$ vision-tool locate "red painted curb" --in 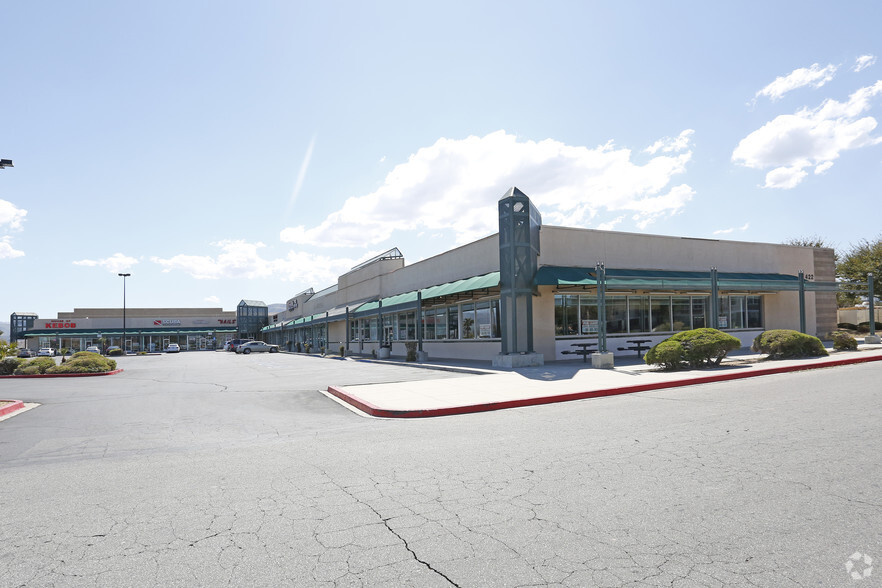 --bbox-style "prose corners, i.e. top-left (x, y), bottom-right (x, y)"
top-left (327, 353), bottom-right (882, 419)
top-left (0, 400), bottom-right (25, 417)
top-left (0, 369), bottom-right (124, 379)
